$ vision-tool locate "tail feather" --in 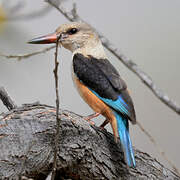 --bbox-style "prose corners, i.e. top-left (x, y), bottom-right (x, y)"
top-left (114, 112), bottom-right (136, 167)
